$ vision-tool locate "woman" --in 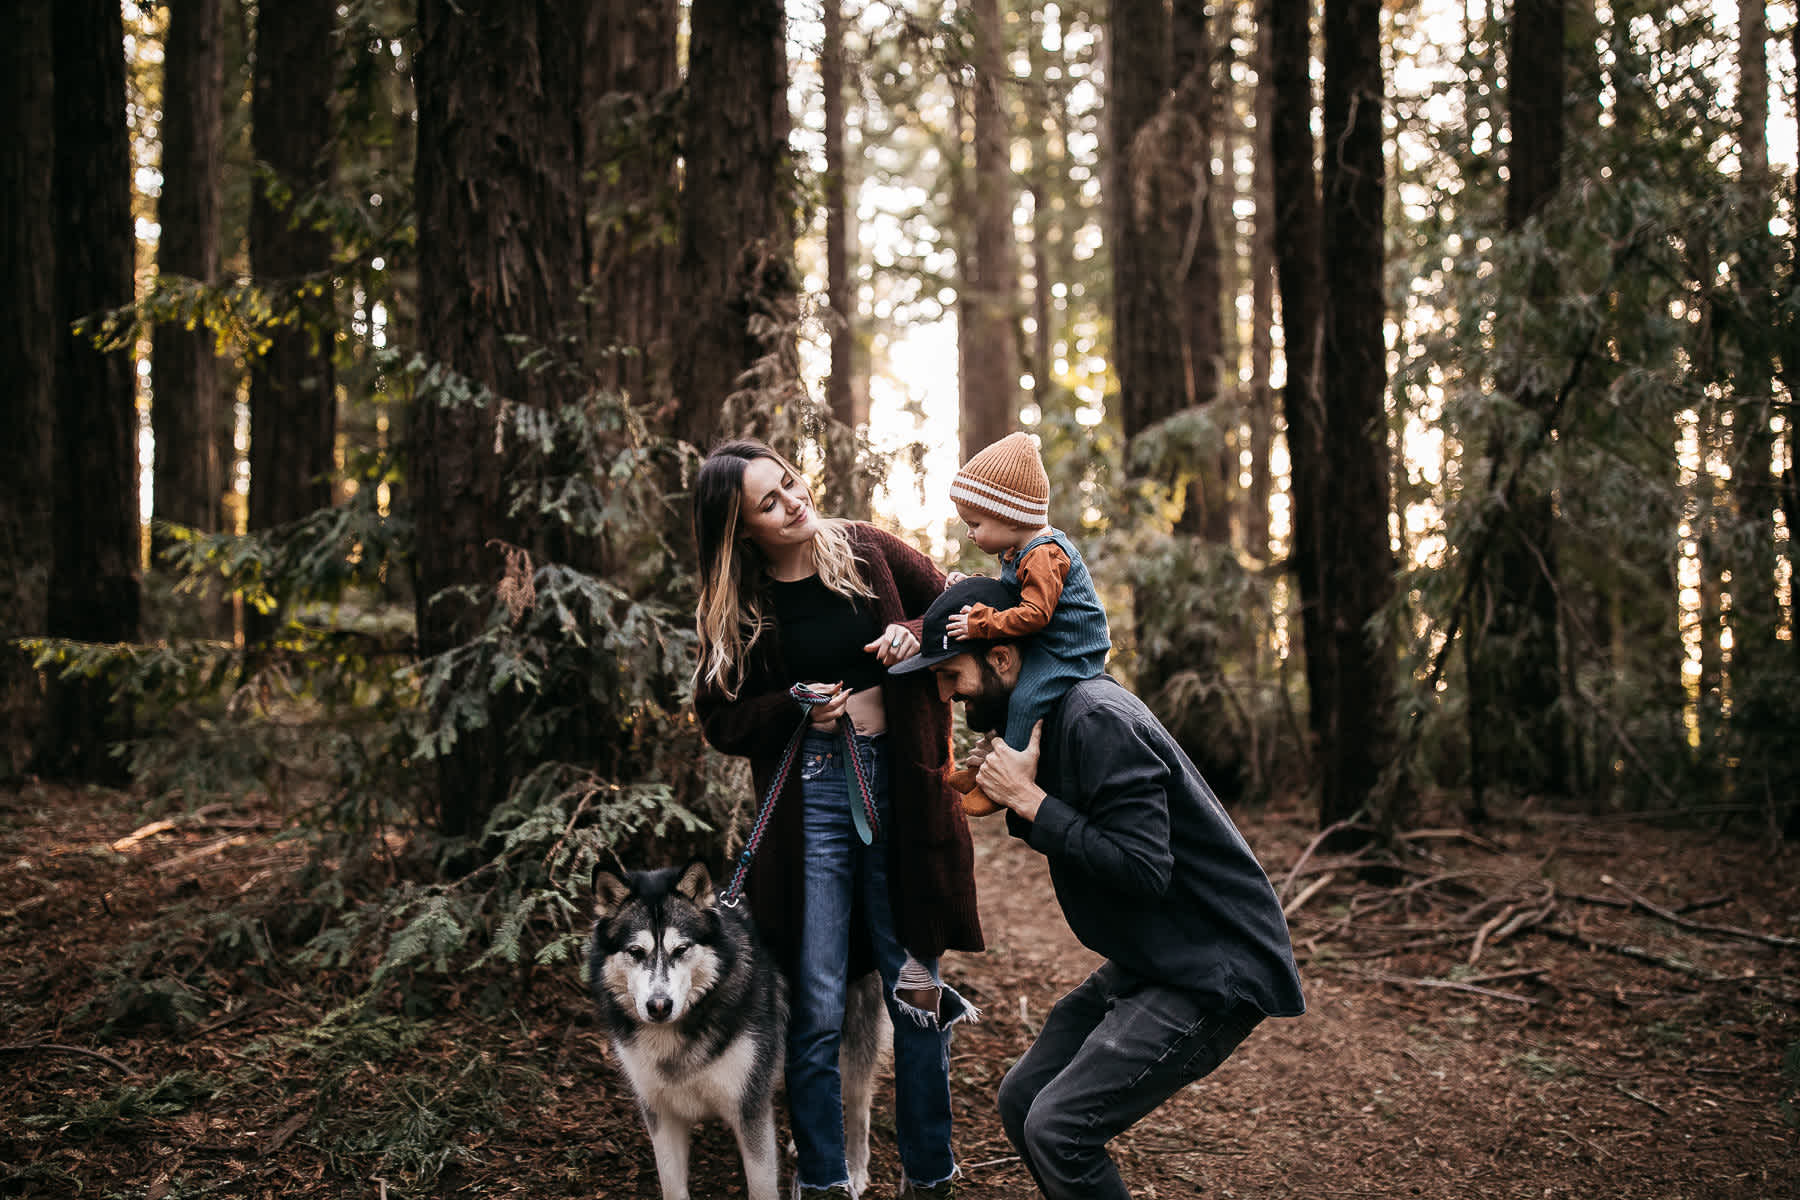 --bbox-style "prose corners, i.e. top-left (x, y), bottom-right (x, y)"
top-left (692, 439), bottom-right (983, 1200)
